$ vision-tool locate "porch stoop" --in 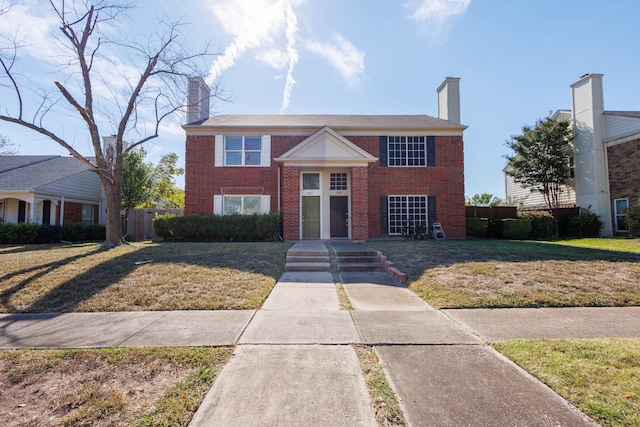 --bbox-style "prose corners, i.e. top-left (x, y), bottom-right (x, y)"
top-left (330, 241), bottom-right (384, 273)
top-left (284, 241), bottom-right (331, 272)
